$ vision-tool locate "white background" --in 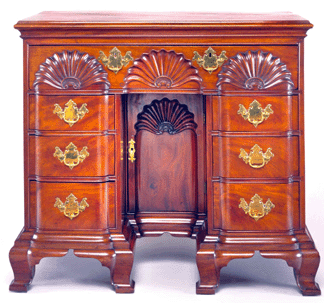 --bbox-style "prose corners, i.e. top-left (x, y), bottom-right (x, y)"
top-left (0, 1), bottom-right (323, 302)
